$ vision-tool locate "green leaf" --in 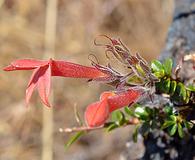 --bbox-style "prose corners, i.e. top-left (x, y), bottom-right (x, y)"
top-left (171, 82), bottom-right (187, 105)
top-left (163, 58), bottom-right (173, 76)
top-left (178, 123), bottom-right (184, 138)
top-left (126, 75), bottom-right (144, 85)
top-left (178, 83), bottom-right (187, 101)
top-left (133, 125), bottom-right (140, 142)
top-left (184, 90), bottom-right (190, 104)
top-left (124, 106), bottom-right (134, 116)
top-left (65, 131), bottom-right (85, 150)
top-left (111, 110), bottom-right (125, 125)
top-left (151, 60), bottom-right (164, 72)
top-left (168, 124), bottom-right (177, 136)
top-left (162, 120), bottom-right (175, 129)
top-left (170, 80), bottom-right (177, 95)
top-left (145, 107), bottom-right (153, 115)
top-left (154, 70), bottom-right (165, 78)
top-left (169, 115), bottom-right (177, 122)
top-left (186, 84), bottom-right (195, 92)
top-left (163, 106), bottom-right (173, 115)
top-left (155, 78), bottom-right (171, 94)
top-left (162, 78), bottom-right (171, 94)
top-left (136, 64), bottom-right (146, 77)
top-left (134, 106), bottom-right (149, 120)
top-left (106, 123), bottom-right (118, 132)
